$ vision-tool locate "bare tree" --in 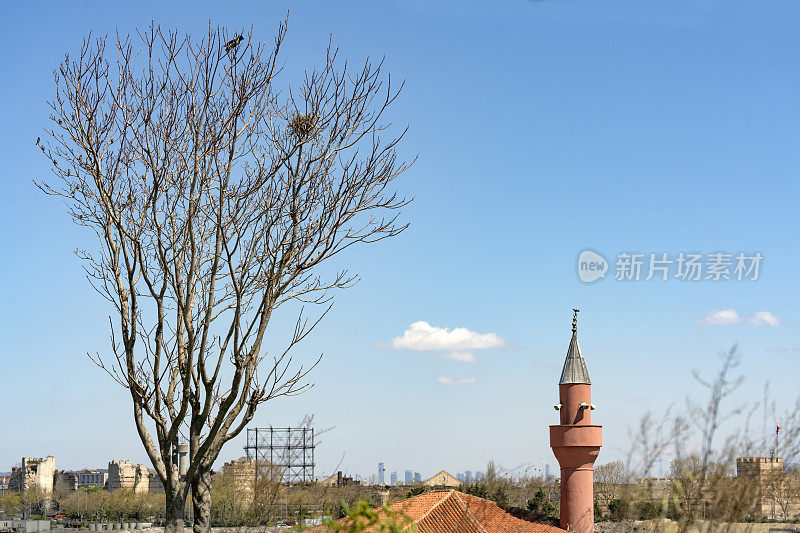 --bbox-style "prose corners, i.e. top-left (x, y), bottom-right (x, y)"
top-left (760, 464), bottom-right (800, 521)
top-left (594, 461), bottom-right (628, 513)
top-left (619, 346), bottom-right (800, 531)
top-left (39, 21), bottom-right (411, 533)
top-left (625, 407), bottom-right (688, 481)
top-left (486, 461), bottom-right (497, 484)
